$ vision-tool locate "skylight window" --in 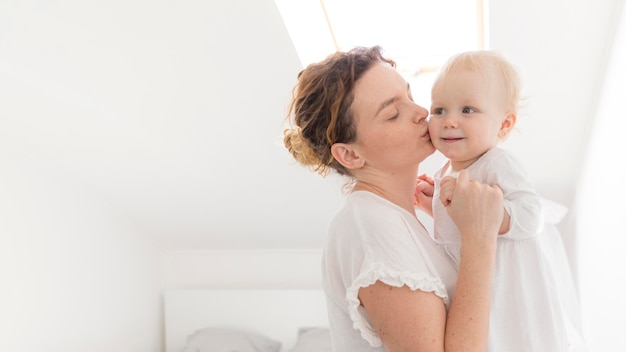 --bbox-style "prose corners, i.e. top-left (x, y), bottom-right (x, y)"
top-left (275, 0), bottom-right (486, 107)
